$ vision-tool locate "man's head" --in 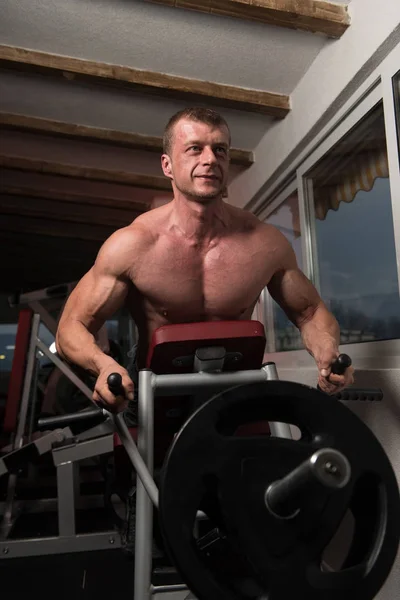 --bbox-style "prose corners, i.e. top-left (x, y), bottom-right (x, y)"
top-left (161, 107), bottom-right (231, 202)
